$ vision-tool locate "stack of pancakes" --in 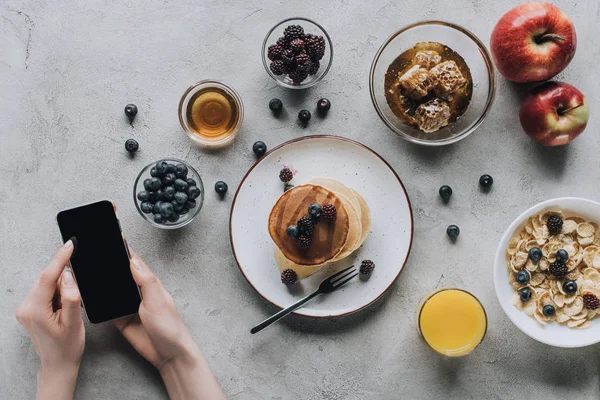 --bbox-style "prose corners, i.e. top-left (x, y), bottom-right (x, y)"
top-left (268, 178), bottom-right (371, 279)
